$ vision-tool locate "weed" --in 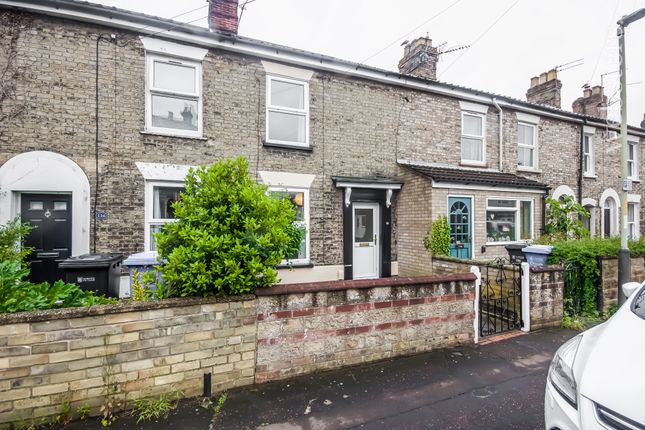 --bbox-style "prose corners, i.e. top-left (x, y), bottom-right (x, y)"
top-left (212, 392), bottom-right (227, 418)
top-left (100, 333), bottom-right (121, 427)
top-left (133, 392), bottom-right (182, 424)
top-left (76, 403), bottom-right (91, 420)
top-left (52, 400), bottom-right (71, 427)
